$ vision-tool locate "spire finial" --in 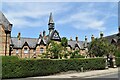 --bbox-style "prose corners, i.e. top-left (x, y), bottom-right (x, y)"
top-left (48, 12), bottom-right (54, 24)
